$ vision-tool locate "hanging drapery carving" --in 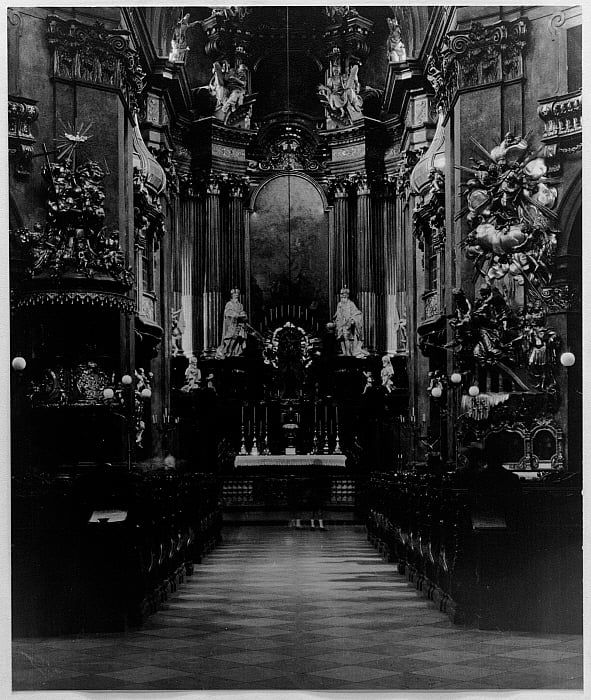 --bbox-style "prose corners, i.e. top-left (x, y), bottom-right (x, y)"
top-left (426, 18), bottom-right (528, 113)
top-left (46, 15), bottom-right (145, 114)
